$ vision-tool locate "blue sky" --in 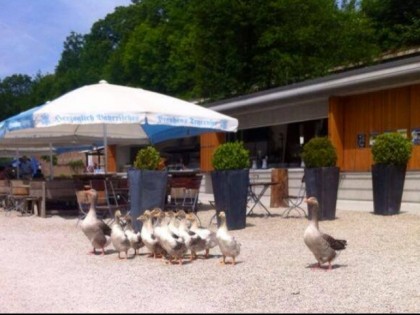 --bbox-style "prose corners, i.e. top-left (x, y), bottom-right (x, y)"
top-left (0, 0), bottom-right (132, 79)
